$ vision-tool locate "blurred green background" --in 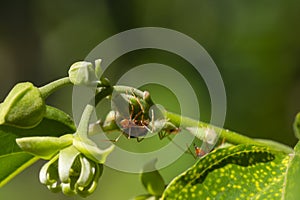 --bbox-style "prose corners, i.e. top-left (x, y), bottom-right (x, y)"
top-left (1, 0), bottom-right (300, 199)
